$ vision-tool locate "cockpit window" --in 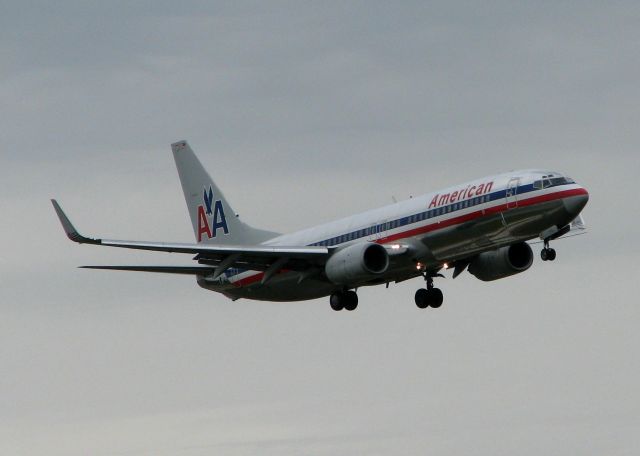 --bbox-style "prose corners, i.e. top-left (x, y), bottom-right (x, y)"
top-left (549, 176), bottom-right (574, 186)
top-left (533, 175), bottom-right (575, 190)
